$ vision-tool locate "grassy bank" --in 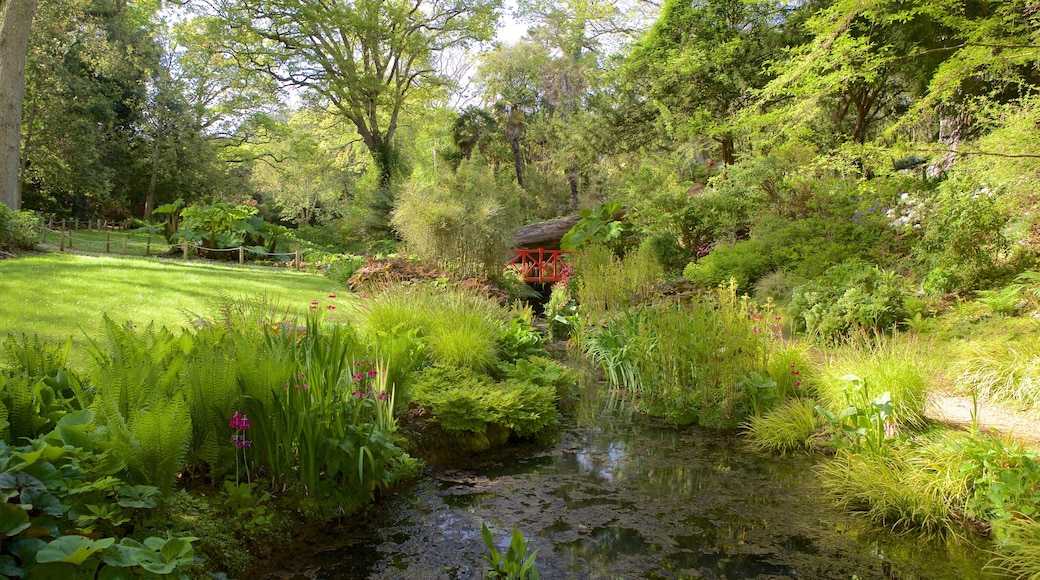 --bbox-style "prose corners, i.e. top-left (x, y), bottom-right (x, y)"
top-left (0, 253), bottom-right (341, 350)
